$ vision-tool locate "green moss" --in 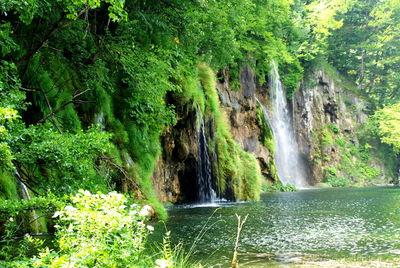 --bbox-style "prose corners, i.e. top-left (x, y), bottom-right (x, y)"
top-left (21, 52), bottom-right (82, 131)
top-left (320, 129), bottom-right (334, 146)
top-left (256, 103), bottom-right (275, 154)
top-left (0, 169), bottom-right (18, 200)
top-left (123, 124), bottom-right (167, 219)
top-left (316, 60), bottom-right (358, 94)
top-left (181, 74), bottom-right (206, 115)
top-left (256, 103), bottom-right (280, 184)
